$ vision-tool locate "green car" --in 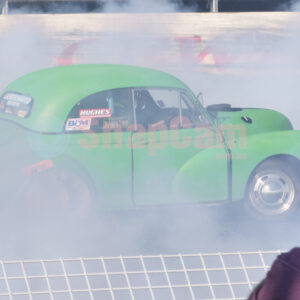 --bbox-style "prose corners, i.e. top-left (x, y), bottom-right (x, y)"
top-left (0, 64), bottom-right (299, 218)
